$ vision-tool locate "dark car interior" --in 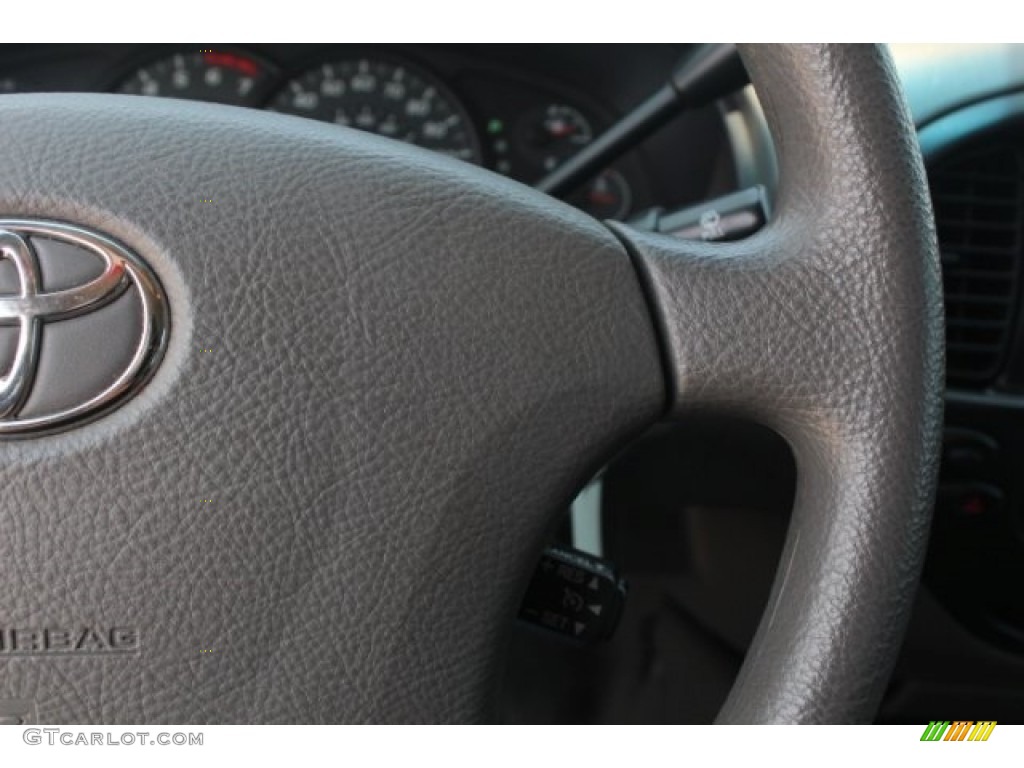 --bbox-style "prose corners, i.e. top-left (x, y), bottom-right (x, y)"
top-left (0, 43), bottom-right (1021, 724)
